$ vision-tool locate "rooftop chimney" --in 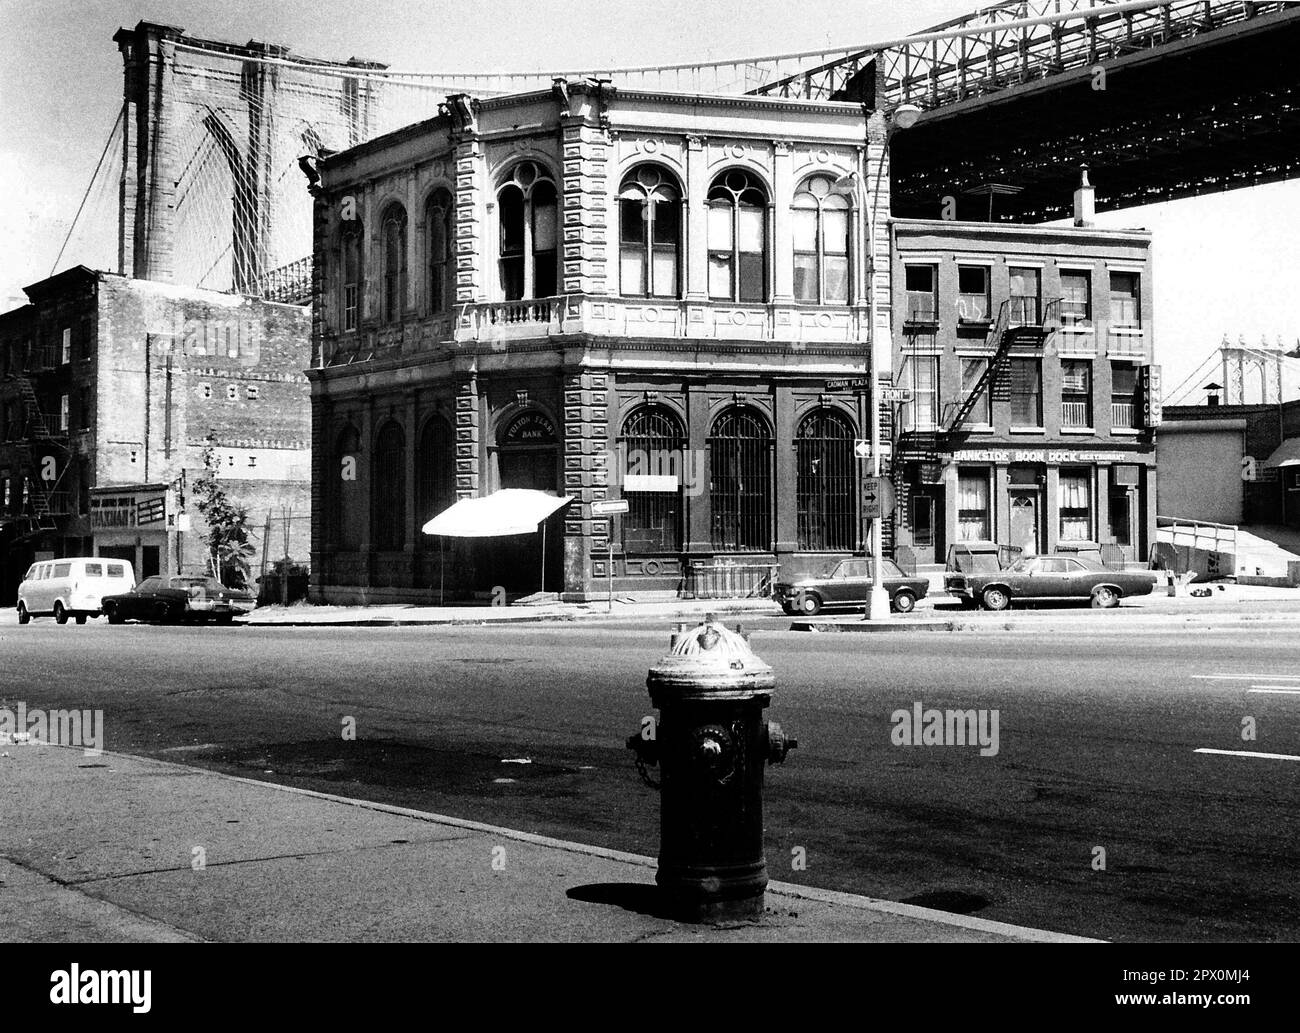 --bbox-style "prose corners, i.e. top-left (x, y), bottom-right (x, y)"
top-left (1073, 168), bottom-right (1095, 227)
